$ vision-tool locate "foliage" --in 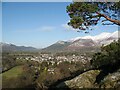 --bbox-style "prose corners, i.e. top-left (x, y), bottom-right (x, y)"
top-left (91, 39), bottom-right (120, 71)
top-left (2, 51), bottom-right (91, 89)
top-left (67, 2), bottom-right (120, 31)
top-left (2, 53), bottom-right (18, 72)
